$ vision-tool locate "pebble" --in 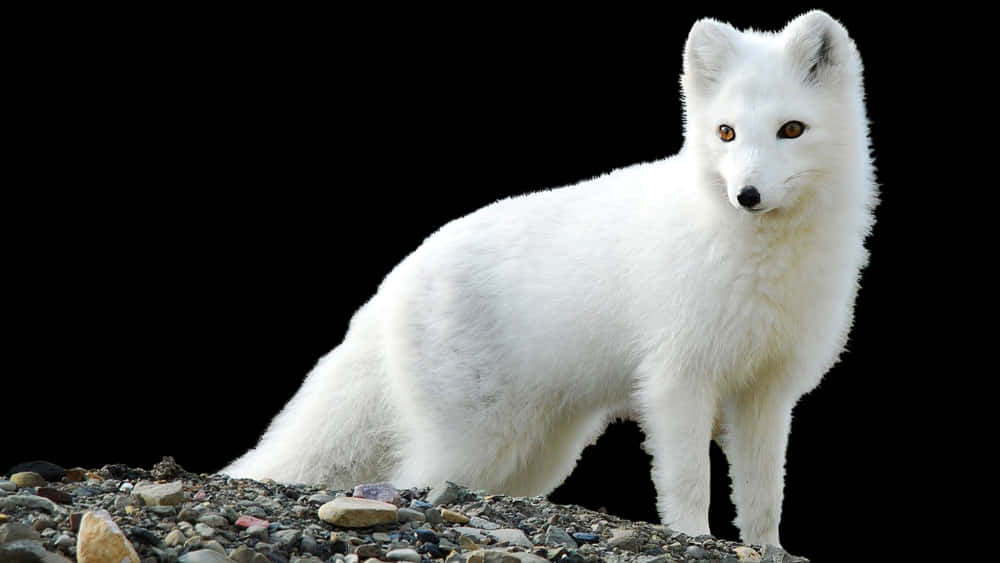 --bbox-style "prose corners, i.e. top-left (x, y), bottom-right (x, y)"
top-left (353, 482), bottom-right (402, 505)
top-left (0, 521), bottom-right (41, 543)
top-left (0, 480), bottom-right (16, 492)
top-left (609, 527), bottom-right (642, 552)
top-left (426, 480), bottom-right (461, 506)
top-left (486, 528), bottom-right (533, 549)
top-left (178, 548), bottom-right (234, 563)
top-left (414, 528), bottom-right (439, 544)
top-left (273, 528), bottom-right (302, 548)
top-left (317, 497), bottom-right (398, 527)
top-left (235, 514), bottom-right (269, 528)
top-left (36, 487), bottom-right (73, 505)
top-left (246, 524), bottom-right (269, 540)
top-left (0, 494), bottom-right (60, 513)
top-left (544, 526), bottom-right (578, 549)
top-left (197, 512), bottom-right (229, 528)
top-left (164, 528), bottom-right (186, 547)
top-left (572, 532), bottom-right (600, 543)
top-left (63, 468), bottom-right (87, 482)
top-left (386, 547), bottom-right (422, 562)
top-left (11, 471), bottom-right (47, 488)
top-left (76, 509), bottom-right (141, 563)
top-left (132, 480), bottom-right (184, 506)
top-left (468, 516), bottom-right (501, 530)
top-left (397, 507), bottom-right (426, 523)
top-left (736, 545), bottom-right (763, 561)
top-left (441, 508), bottom-right (470, 523)
top-left (194, 522), bottom-right (216, 538)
